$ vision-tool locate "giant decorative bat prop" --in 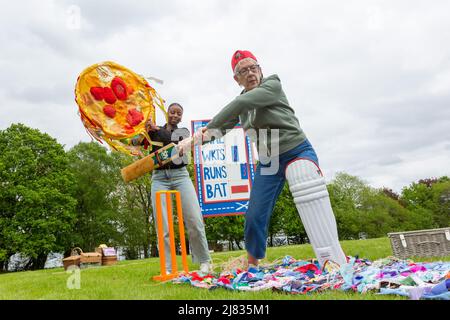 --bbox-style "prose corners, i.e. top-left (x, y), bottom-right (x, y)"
top-left (121, 137), bottom-right (193, 182)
